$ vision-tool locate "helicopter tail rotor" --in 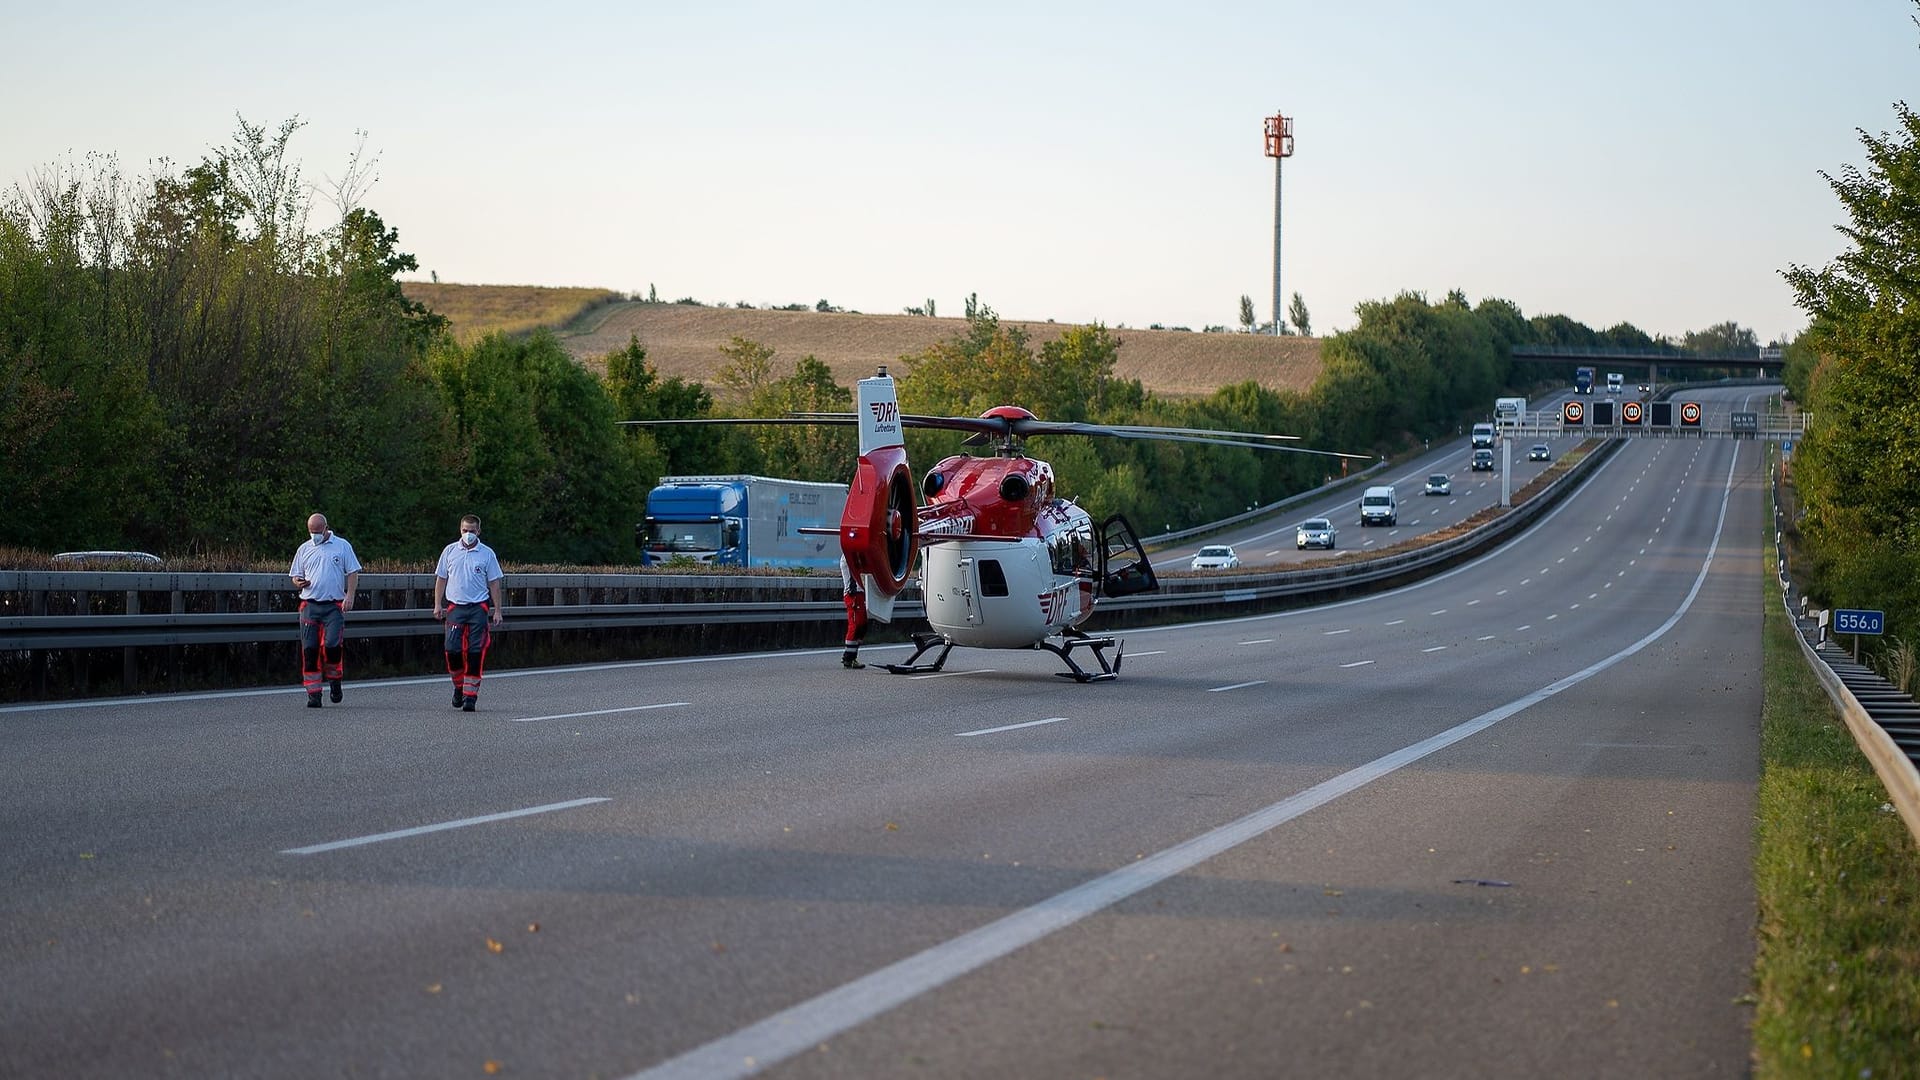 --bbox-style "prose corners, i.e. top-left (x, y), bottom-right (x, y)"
top-left (841, 372), bottom-right (918, 615)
